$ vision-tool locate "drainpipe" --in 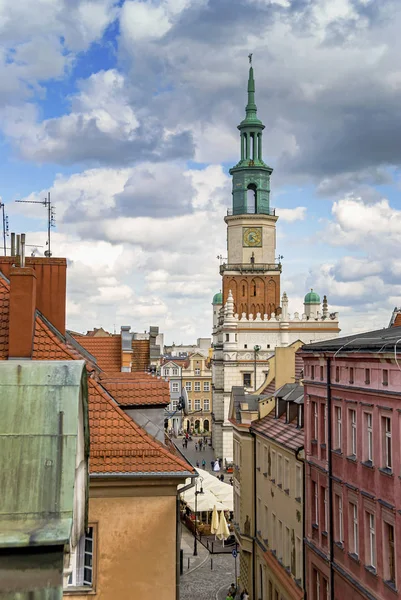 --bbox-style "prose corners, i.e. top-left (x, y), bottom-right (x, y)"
top-left (252, 428), bottom-right (257, 600)
top-left (295, 445), bottom-right (306, 599)
top-left (326, 355), bottom-right (334, 600)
